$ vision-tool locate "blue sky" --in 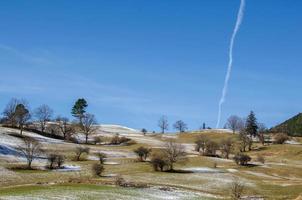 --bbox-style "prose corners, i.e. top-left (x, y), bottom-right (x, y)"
top-left (0, 0), bottom-right (301, 131)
